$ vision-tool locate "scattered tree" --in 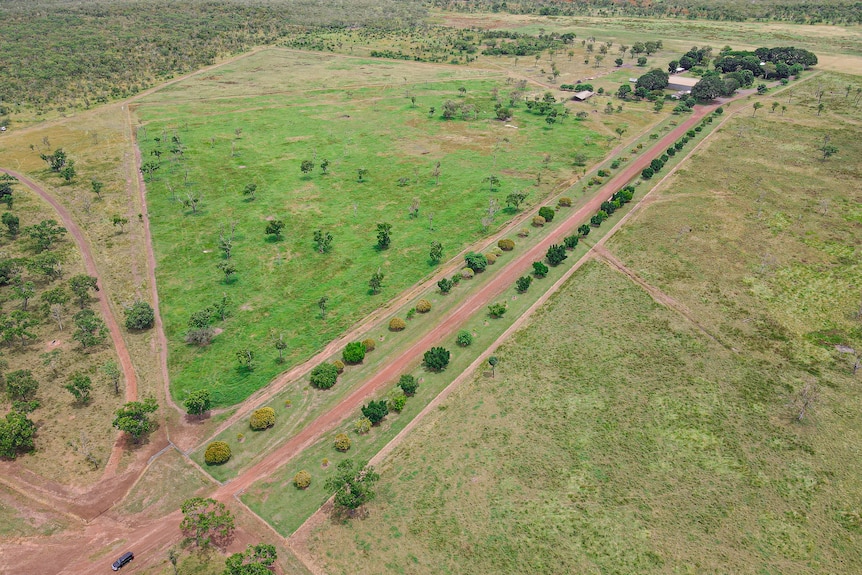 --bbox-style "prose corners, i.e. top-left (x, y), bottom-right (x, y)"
top-left (300, 159), bottom-right (315, 175)
top-left (265, 220), bottom-right (285, 240)
top-left (64, 373), bottom-right (92, 404)
top-left (101, 360), bottom-right (122, 395)
top-left (111, 215), bottom-right (129, 233)
top-left (369, 269), bottom-right (384, 294)
top-left (505, 191), bottom-right (528, 211)
top-left (184, 389), bottom-right (212, 418)
top-left (2, 212), bottom-right (19, 237)
top-left (318, 296), bottom-right (329, 320)
top-left (437, 277), bottom-right (453, 294)
top-left (25, 219), bottom-right (67, 252)
top-left (241, 183), bottom-right (257, 200)
top-left (69, 274), bottom-right (99, 308)
top-left (313, 229), bottom-right (333, 253)
top-left (532, 261), bottom-right (549, 277)
top-left (112, 396), bottom-right (158, 442)
top-left (429, 241), bottom-right (443, 264)
top-left (323, 459), bottom-right (380, 511)
top-left (73, 309), bottom-right (107, 349)
top-left (180, 497), bottom-right (235, 549)
top-left (5, 370), bottom-right (38, 402)
top-left (399, 374), bottom-right (418, 396)
top-left (236, 349), bottom-right (255, 371)
top-left (456, 330), bottom-right (473, 347)
top-left (217, 261), bottom-right (237, 283)
top-left (375, 223), bottom-right (392, 250)
top-left (224, 544), bottom-right (277, 575)
top-left (0, 412), bottom-right (36, 459)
